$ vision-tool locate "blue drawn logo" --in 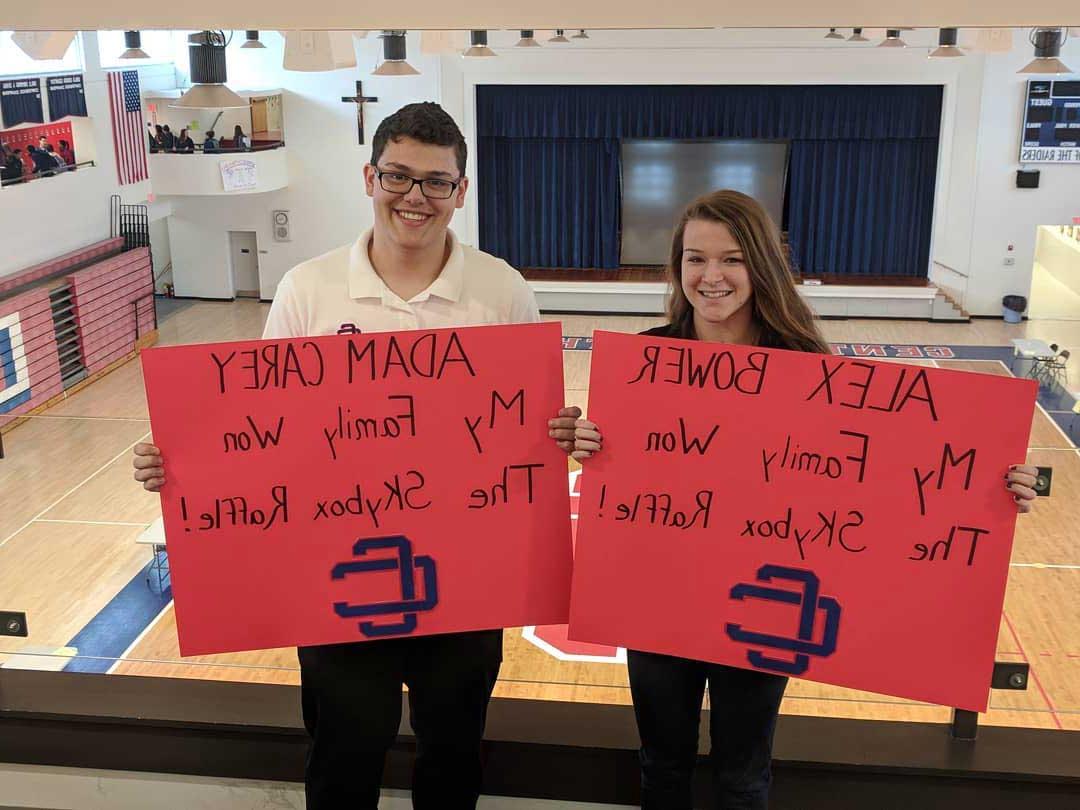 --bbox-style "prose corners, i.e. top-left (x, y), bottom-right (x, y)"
top-left (725, 565), bottom-right (840, 676)
top-left (331, 535), bottom-right (438, 638)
